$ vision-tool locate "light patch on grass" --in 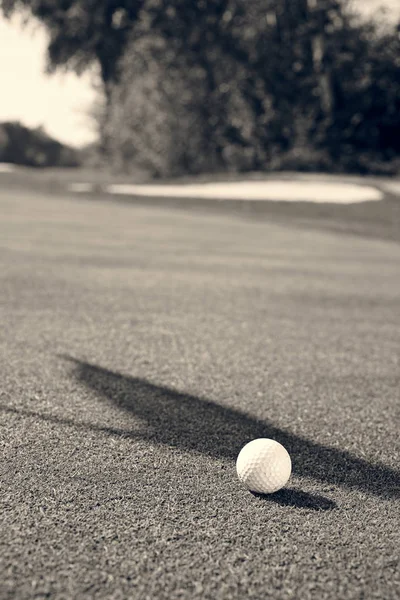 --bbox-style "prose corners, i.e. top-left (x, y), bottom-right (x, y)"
top-left (379, 180), bottom-right (400, 196)
top-left (0, 163), bottom-right (17, 173)
top-left (68, 182), bottom-right (95, 193)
